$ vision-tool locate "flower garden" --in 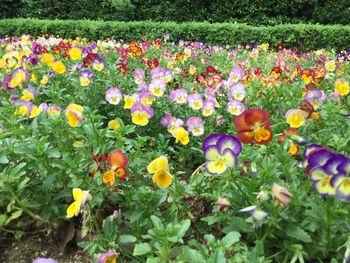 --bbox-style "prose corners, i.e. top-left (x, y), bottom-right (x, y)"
top-left (0, 33), bottom-right (349, 262)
